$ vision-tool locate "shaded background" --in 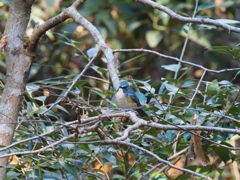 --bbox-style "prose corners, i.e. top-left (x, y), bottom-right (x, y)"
top-left (1, 0), bottom-right (239, 84)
